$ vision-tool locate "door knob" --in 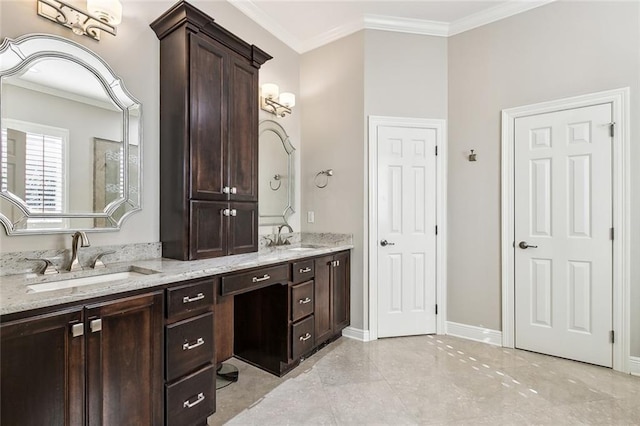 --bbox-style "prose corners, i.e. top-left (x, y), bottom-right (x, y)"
top-left (518, 241), bottom-right (538, 249)
top-left (380, 240), bottom-right (395, 247)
